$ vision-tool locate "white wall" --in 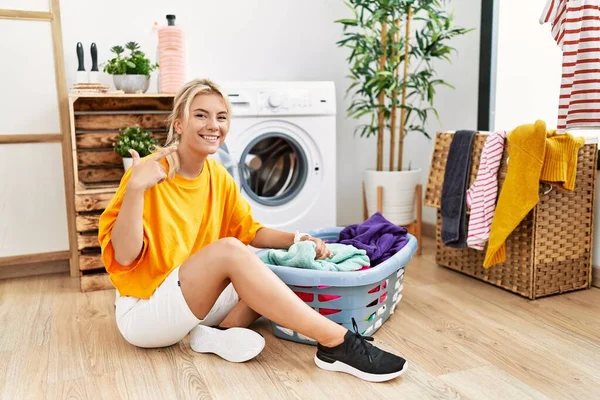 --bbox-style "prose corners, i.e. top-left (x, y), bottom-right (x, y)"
top-left (0, 15), bottom-right (69, 257)
top-left (58, 0), bottom-right (482, 228)
top-left (490, 0), bottom-right (563, 131)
